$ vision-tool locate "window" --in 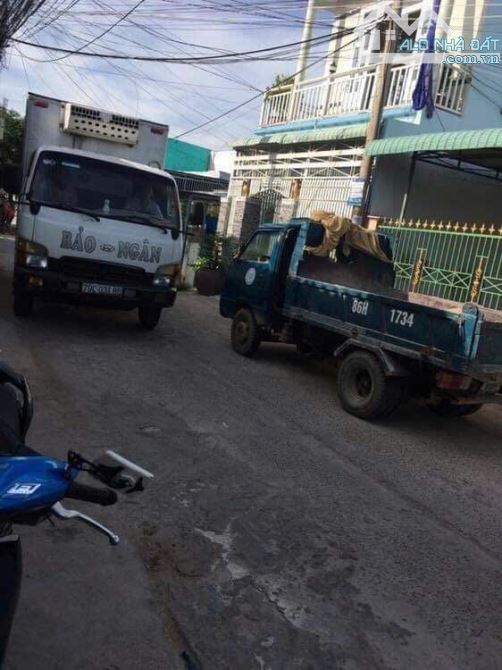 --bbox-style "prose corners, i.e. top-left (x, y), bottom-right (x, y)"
top-left (30, 150), bottom-right (180, 229)
top-left (240, 231), bottom-right (280, 263)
